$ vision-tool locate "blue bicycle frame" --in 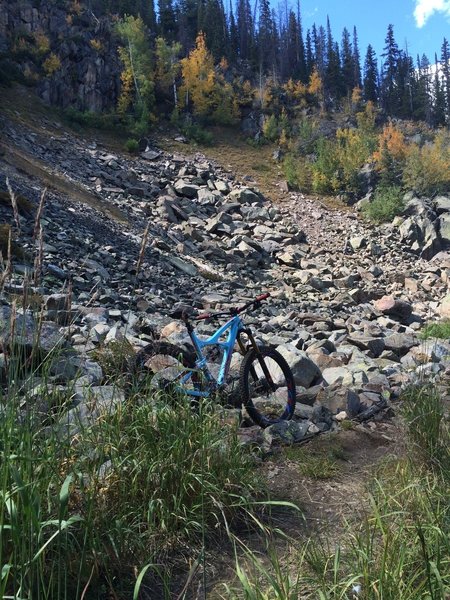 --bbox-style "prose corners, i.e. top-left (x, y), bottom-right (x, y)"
top-left (179, 315), bottom-right (245, 398)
